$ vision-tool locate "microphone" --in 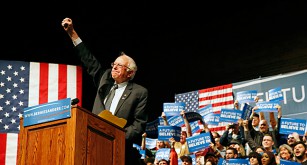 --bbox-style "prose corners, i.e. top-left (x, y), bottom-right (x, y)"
top-left (71, 98), bottom-right (80, 105)
top-left (64, 23), bottom-right (68, 28)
